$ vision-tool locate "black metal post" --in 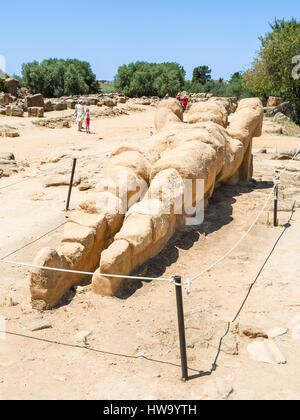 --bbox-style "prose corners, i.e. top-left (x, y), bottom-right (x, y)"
top-left (66, 158), bottom-right (77, 211)
top-left (274, 184), bottom-right (278, 227)
top-left (174, 275), bottom-right (188, 381)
